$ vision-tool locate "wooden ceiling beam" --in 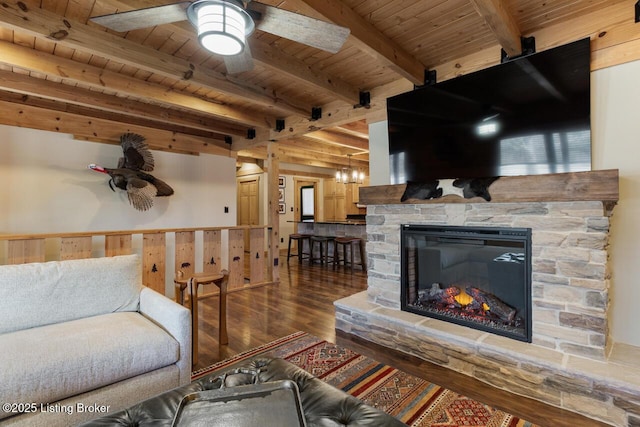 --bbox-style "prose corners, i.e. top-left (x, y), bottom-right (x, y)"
top-left (0, 70), bottom-right (245, 138)
top-left (0, 40), bottom-right (266, 130)
top-left (236, 156), bottom-right (261, 165)
top-left (0, 98), bottom-right (235, 157)
top-left (278, 169), bottom-right (335, 179)
top-left (95, 0), bottom-right (360, 104)
top-left (248, 38), bottom-right (360, 105)
top-left (335, 120), bottom-right (369, 139)
top-left (234, 0), bottom-right (639, 152)
top-left (74, 135), bottom-right (198, 156)
top-left (0, 1), bottom-right (309, 117)
top-left (232, 78), bottom-right (412, 150)
top-left (292, 0), bottom-right (427, 85)
top-left (280, 138), bottom-right (368, 159)
top-left (436, 0), bottom-right (636, 83)
top-left (273, 144), bottom-right (367, 168)
top-left (280, 77), bottom-right (411, 136)
top-left (469, 0), bottom-right (522, 57)
top-left (277, 153), bottom-right (361, 170)
top-left (238, 143), bottom-right (369, 169)
top-left (304, 130), bottom-right (369, 151)
top-left (0, 89), bottom-right (230, 145)
top-left (237, 147), bottom-right (268, 160)
top-left (238, 143), bottom-right (367, 168)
